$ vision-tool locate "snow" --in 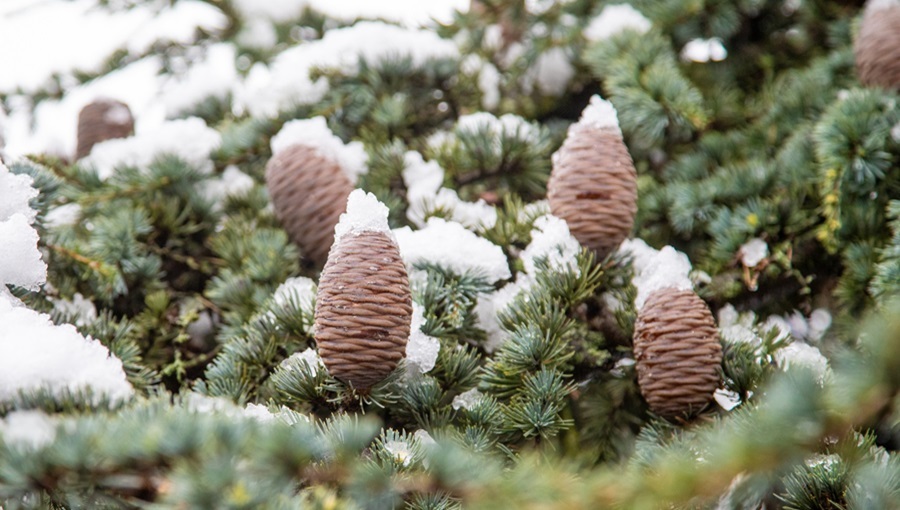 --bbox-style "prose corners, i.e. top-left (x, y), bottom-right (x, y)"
top-left (717, 304), bottom-right (739, 328)
top-left (384, 439), bottom-right (413, 466)
top-left (0, 0), bottom-right (226, 93)
top-left (236, 17), bottom-right (279, 49)
top-left (808, 309), bottom-right (832, 341)
top-left (272, 277), bottom-right (318, 310)
top-left (462, 56), bottom-right (502, 110)
top-left (681, 38), bottom-right (728, 63)
top-left (160, 43), bottom-right (239, 117)
top-left (333, 189), bottom-right (392, 241)
top-left (406, 303), bottom-right (440, 375)
top-left (0, 214), bottom-right (47, 291)
top-left (243, 403), bottom-right (278, 423)
top-left (576, 95), bottom-right (621, 132)
top-left (236, 21), bottom-right (459, 118)
top-left (44, 203), bottom-right (83, 228)
top-left (270, 117), bottom-right (368, 183)
top-left (456, 112), bottom-right (540, 143)
top-left (618, 238), bottom-right (693, 310)
top-left (762, 315), bottom-right (792, 340)
top-left (311, 0), bottom-right (468, 26)
top-left (50, 293), bottom-right (98, 327)
top-left (451, 387), bottom-right (484, 410)
top-left (0, 410), bottom-right (57, 449)
top-left (740, 238), bottom-right (768, 267)
top-left (583, 4), bottom-right (652, 42)
top-left (83, 117), bottom-right (221, 179)
top-left (475, 277), bottom-right (532, 352)
top-left (720, 324), bottom-right (760, 345)
top-left (202, 166), bottom-right (256, 207)
top-left (283, 348), bottom-right (325, 374)
top-left (520, 214), bottom-right (581, 275)
top-left (0, 164), bottom-right (38, 224)
top-left (774, 342), bottom-right (829, 382)
top-left (402, 151), bottom-right (497, 230)
top-left (530, 47), bottom-right (575, 97)
top-left (393, 218), bottom-right (511, 283)
top-left (231, 0), bottom-right (309, 22)
top-left (414, 429), bottom-right (436, 447)
top-left (0, 295), bottom-right (134, 405)
top-left (713, 388), bottom-right (741, 411)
